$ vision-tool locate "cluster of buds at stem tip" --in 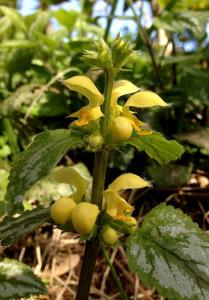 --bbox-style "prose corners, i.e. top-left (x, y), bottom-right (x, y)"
top-left (82, 34), bottom-right (139, 71)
